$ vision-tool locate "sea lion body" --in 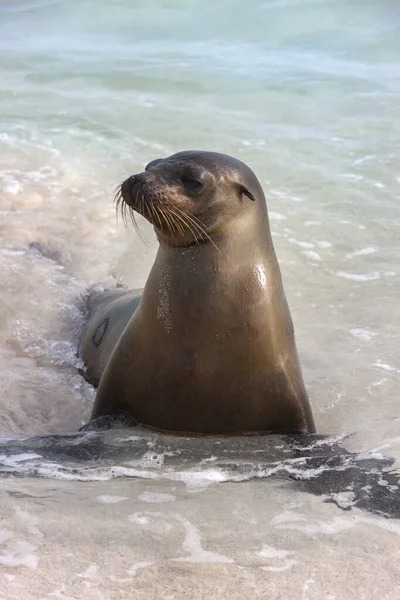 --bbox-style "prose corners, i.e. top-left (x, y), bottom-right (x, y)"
top-left (81, 151), bottom-right (316, 435)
